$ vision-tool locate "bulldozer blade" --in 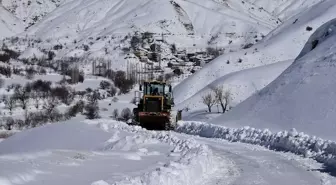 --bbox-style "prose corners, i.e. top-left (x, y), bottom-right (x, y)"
top-left (138, 112), bottom-right (171, 130)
